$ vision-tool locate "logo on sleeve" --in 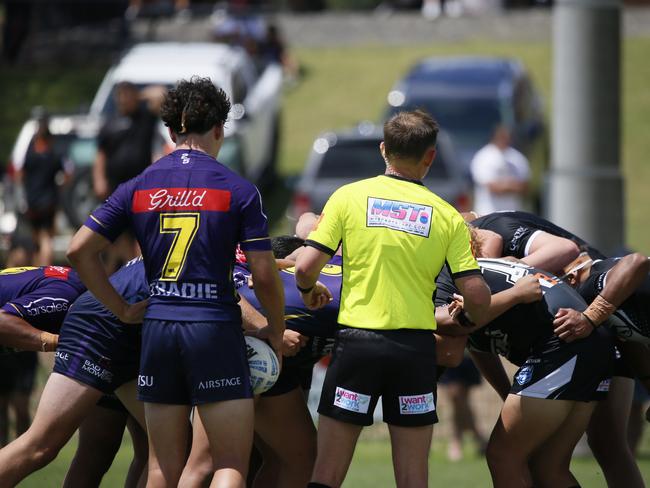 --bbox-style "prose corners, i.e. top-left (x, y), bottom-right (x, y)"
top-left (334, 387), bottom-right (371, 414)
top-left (367, 197), bottom-right (432, 237)
top-left (399, 393), bottom-right (436, 415)
top-left (23, 297), bottom-right (70, 316)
